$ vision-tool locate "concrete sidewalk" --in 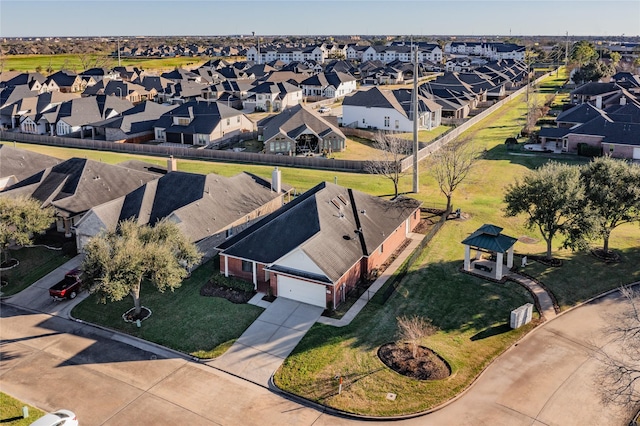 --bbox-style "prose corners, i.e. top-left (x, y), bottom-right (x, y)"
top-left (318, 232), bottom-right (425, 327)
